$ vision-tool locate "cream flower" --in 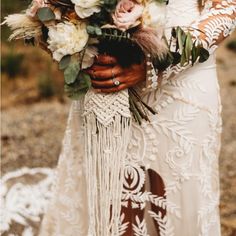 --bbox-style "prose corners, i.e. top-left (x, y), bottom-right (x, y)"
top-left (112, 0), bottom-right (144, 31)
top-left (71, 0), bottom-right (101, 19)
top-left (47, 21), bottom-right (89, 61)
top-left (142, 1), bottom-right (166, 28)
